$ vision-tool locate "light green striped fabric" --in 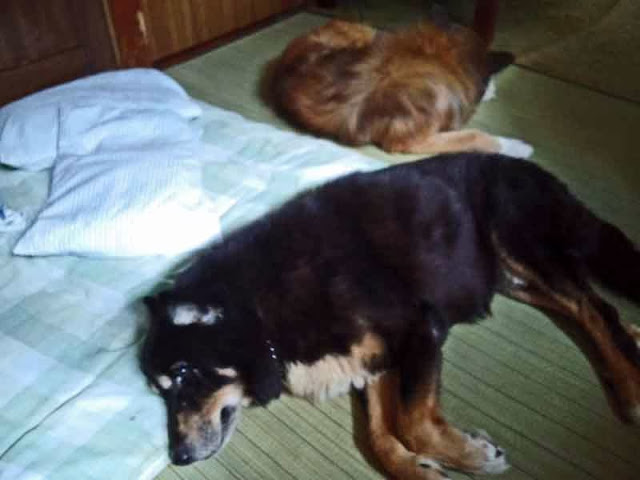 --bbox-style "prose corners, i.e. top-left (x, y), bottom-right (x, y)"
top-left (0, 102), bottom-right (383, 480)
